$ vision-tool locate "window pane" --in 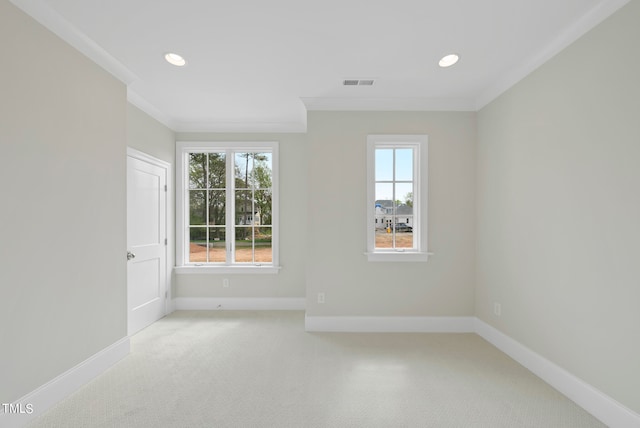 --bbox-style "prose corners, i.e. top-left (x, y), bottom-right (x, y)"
top-left (207, 152), bottom-right (226, 189)
top-left (180, 142), bottom-right (278, 267)
top-left (395, 148), bottom-right (413, 181)
top-left (235, 227), bottom-right (253, 262)
top-left (235, 153), bottom-right (250, 190)
top-left (375, 225), bottom-right (393, 248)
top-left (252, 153), bottom-right (272, 189)
top-left (375, 149), bottom-right (393, 181)
top-left (208, 191), bottom-right (225, 225)
top-left (254, 189), bottom-right (272, 225)
top-left (235, 224), bottom-right (251, 242)
top-left (373, 148), bottom-right (416, 251)
top-left (255, 227), bottom-right (272, 263)
top-left (374, 203), bottom-right (386, 230)
top-left (208, 227), bottom-right (226, 263)
top-left (189, 227), bottom-right (207, 262)
top-left (235, 190), bottom-right (253, 225)
top-left (189, 153), bottom-right (207, 189)
top-left (394, 227), bottom-right (413, 248)
top-left (189, 190), bottom-right (206, 225)
top-left (234, 227), bottom-right (273, 263)
top-left (235, 152), bottom-right (272, 190)
top-left (375, 183), bottom-right (393, 205)
top-left (395, 183), bottom-right (413, 208)
top-left (395, 182), bottom-right (414, 250)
